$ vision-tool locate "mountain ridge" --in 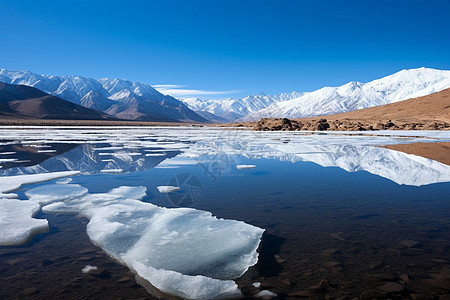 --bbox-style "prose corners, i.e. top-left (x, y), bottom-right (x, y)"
top-left (0, 82), bottom-right (116, 120)
top-left (0, 68), bottom-right (208, 123)
top-left (181, 91), bottom-right (303, 122)
top-left (239, 67), bottom-right (450, 122)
